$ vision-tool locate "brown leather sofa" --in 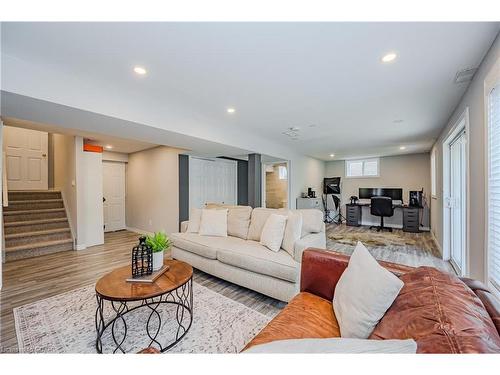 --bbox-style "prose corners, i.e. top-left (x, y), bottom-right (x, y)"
top-left (244, 248), bottom-right (500, 353)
